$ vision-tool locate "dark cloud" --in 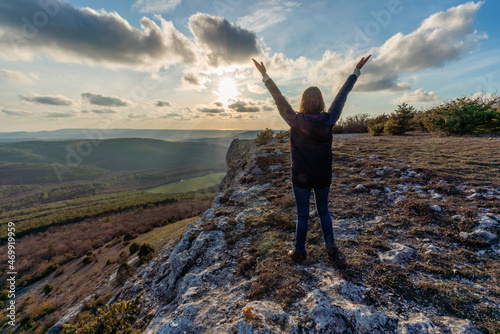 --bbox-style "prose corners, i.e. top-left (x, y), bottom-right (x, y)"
top-left (188, 13), bottom-right (261, 67)
top-left (0, 0), bottom-right (197, 69)
top-left (81, 92), bottom-right (128, 107)
top-left (182, 73), bottom-right (200, 86)
top-left (355, 75), bottom-right (411, 92)
top-left (19, 94), bottom-right (73, 105)
top-left (228, 99), bottom-right (261, 113)
top-left (198, 106), bottom-right (225, 114)
top-left (156, 100), bottom-right (172, 107)
top-left (46, 112), bottom-right (74, 117)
